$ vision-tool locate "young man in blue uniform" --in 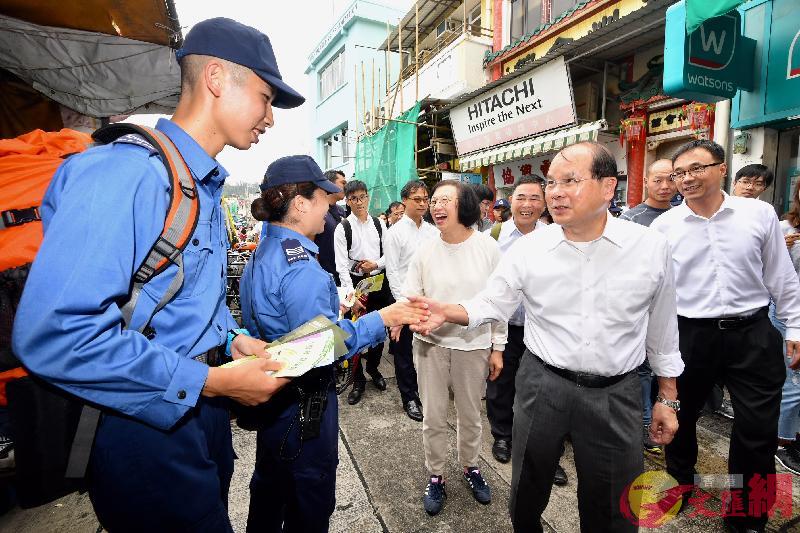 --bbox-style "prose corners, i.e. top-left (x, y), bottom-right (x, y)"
top-left (12, 18), bottom-right (304, 532)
